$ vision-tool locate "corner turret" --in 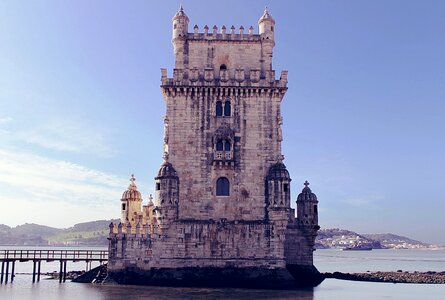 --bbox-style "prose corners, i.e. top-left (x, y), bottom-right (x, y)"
top-left (258, 6), bottom-right (275, 41)
top-left (266, 162), bottom-right (291, 221)
top-left (172, 5), bottom-right (189, 69)
top-left (172, 4), bottom-right (189, 40)
top-left (154, 155), bottom-right (179, 229)
top-left (120, 174), bottom-right (143, 225)
top-left (296, 181), bottom-right (319, 226)
top-left (258, 7), bottom-right (275, 73)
